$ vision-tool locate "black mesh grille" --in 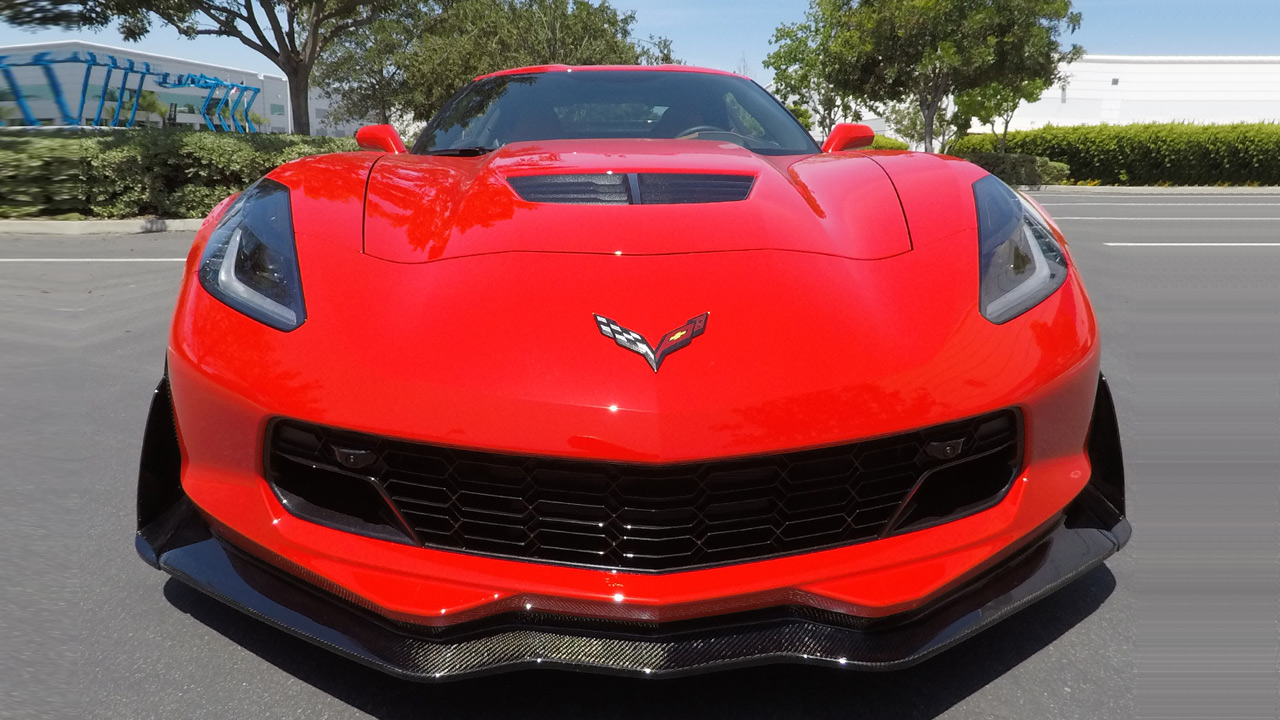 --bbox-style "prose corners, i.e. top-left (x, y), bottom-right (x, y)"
top-left (635, 173), bottom-right (754, 204)
top-left (507, 173), bottom-right (754, 205)
top-left (506, 173), bottom-right (630, 204)
top-left (267, 412), bottom-right (1020, 572)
